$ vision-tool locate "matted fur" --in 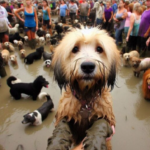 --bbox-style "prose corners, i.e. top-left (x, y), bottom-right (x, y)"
top-left (142, 69), bottom-right (150, 100)
top-left (52, 27), bottom-right (120, 147)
